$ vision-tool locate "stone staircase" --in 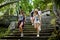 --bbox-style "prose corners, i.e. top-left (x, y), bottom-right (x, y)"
top-left (1, 16), bottom-right (55, 40)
